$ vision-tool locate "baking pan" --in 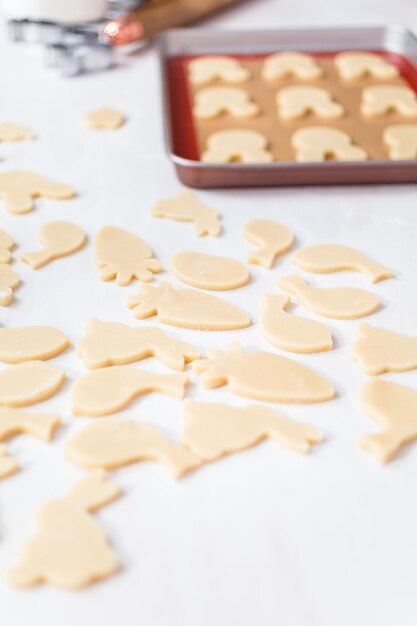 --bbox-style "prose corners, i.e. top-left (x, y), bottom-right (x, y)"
top-left (158, 25), bottom-right (417, 187)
